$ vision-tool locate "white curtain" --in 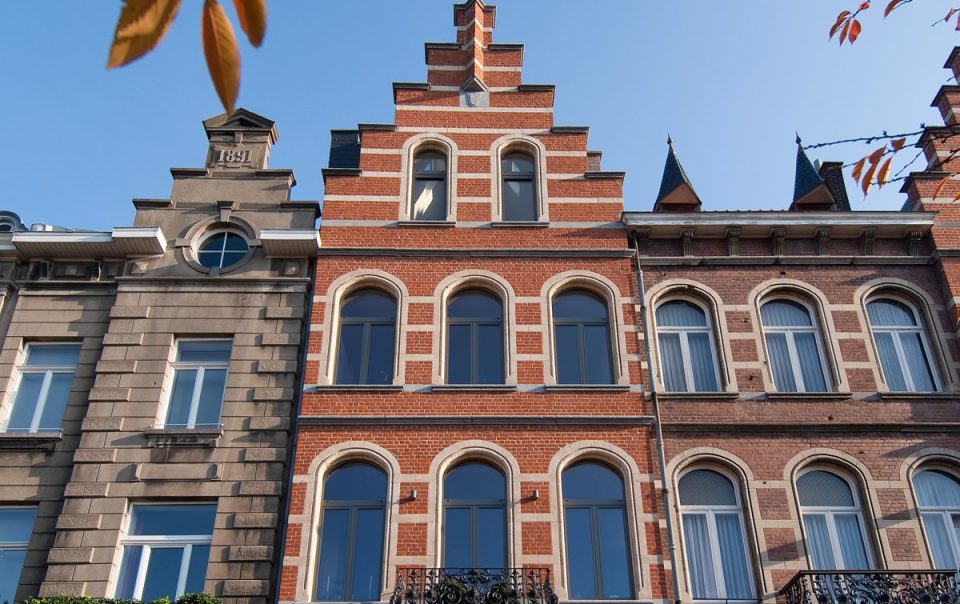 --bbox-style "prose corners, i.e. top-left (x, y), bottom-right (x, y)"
top-left (835, 514), bottom-right (869, 569)
top-left (795, 332), bottom-right (827, 391)
top-left (874, 332), bottom-right (906, 391)
top-left (803, 514), bottom-right (836, 570)
top-left (658, 333), bottom-right (686, 392)
top-left (915, 471), bottom-right (960, 507)
top-left (688, 332), bottom-right (718, 391)
top-left (901, 332), bottom-right (934, 391)
top-left (921, 512), bottom-right (958, 569)
top-left (765, 333), bottom-right (796, 392)
top-left (682, 514), bottom-right (717, 599)
top-left (716, 513), bottom-right (754, 600)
